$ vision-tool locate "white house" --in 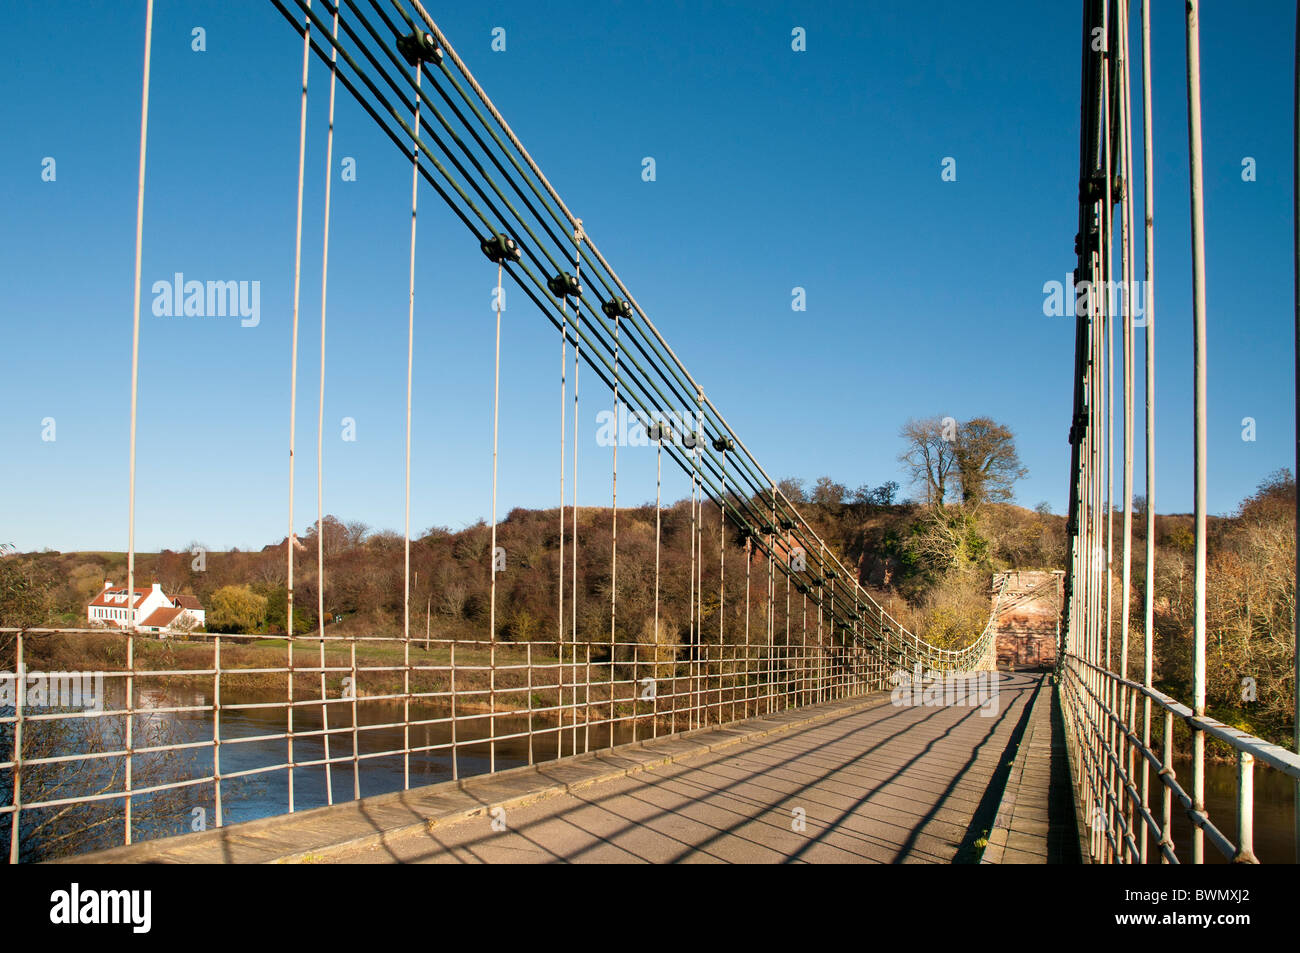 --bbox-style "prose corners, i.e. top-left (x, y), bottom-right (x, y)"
top-left (88, 581), bottom-right (205, 634)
